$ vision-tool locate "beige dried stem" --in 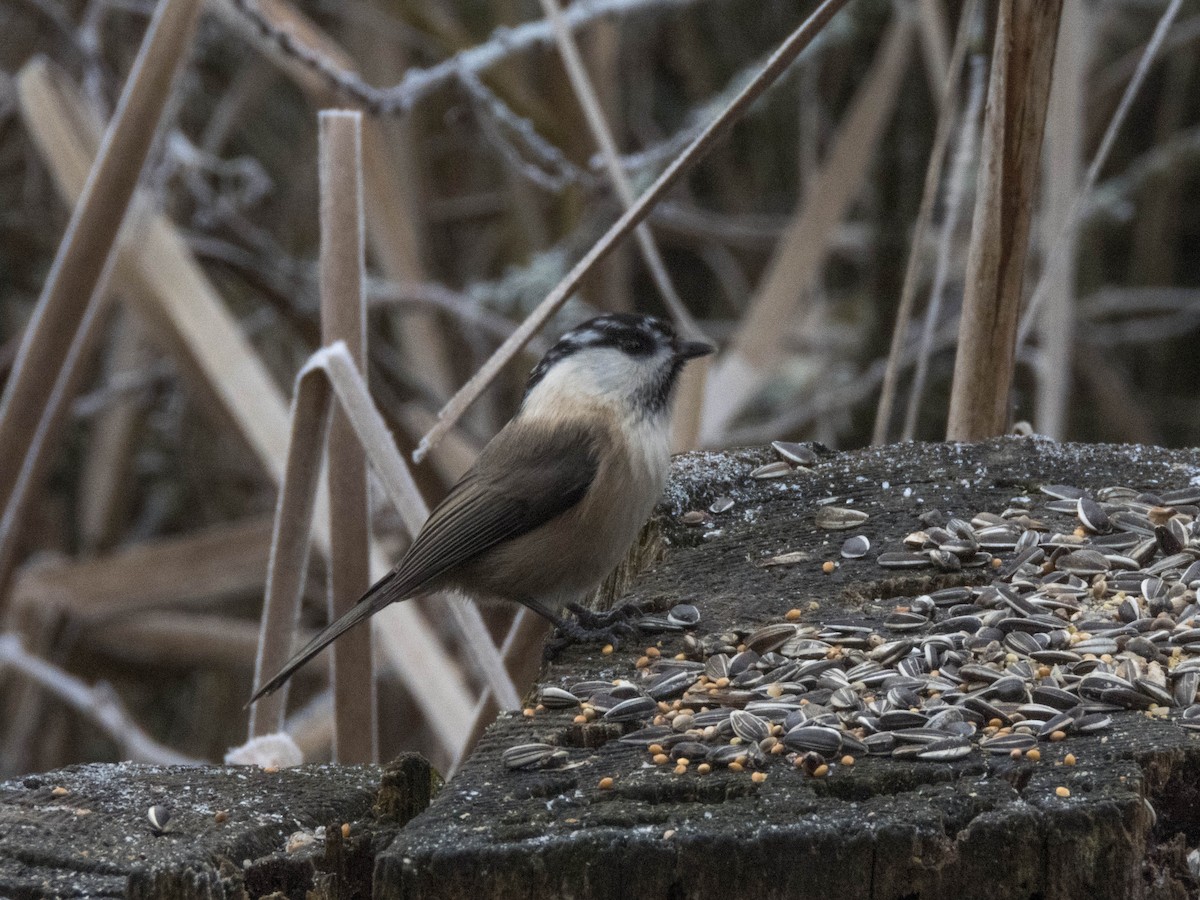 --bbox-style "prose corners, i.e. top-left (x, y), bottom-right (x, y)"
top-left (945, 0), bottom-right (1064, 440)
top-left (249, 343), bottom-right (518, 760)
top-left (535, 0), bottom-right (709, 451)
top-left (700, 13), bottom-right (916, 445)
top-left (413, 0), bottom-right (854, 463)
top-left (1033, 0), bottom-right (1087, 440)
top-left (318, 109), bottom-right (376, 763)
top-left (0, 0), bottom-right (204, 596)
top-left (872, 0), bottom-right (979, 445)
